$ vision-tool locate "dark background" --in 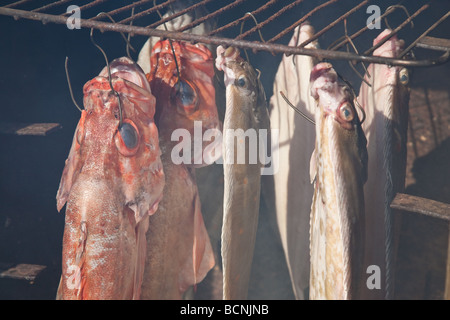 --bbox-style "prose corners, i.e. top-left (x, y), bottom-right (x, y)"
top-left (0, 0), bottom-right (449, 299)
